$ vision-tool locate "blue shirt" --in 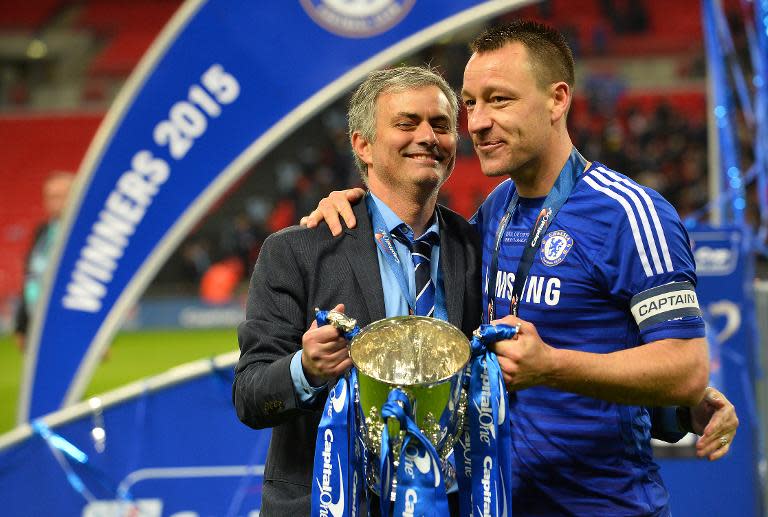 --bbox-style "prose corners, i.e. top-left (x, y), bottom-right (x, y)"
top-left (290, 193), bottom-right (443, 402)
top-left (472, 162), bottom-right (704, 515)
